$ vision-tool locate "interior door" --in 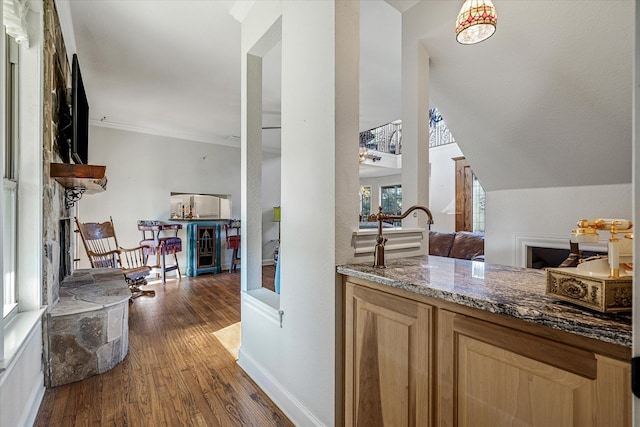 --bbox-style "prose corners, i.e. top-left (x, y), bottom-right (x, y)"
top-left (453, 156), bottom-right (473, 232)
